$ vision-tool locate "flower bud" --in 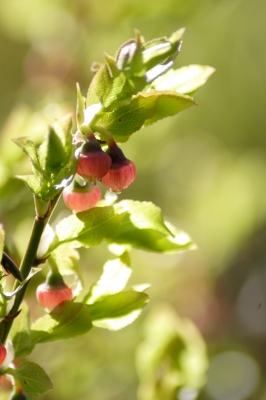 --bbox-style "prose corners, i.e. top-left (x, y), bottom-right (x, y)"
top-left (63, 181), bottom-right (101, 212)
top-left (0, 343), bottom-right (7, 366)
top-left (77, 137), bottom-right (111, 180)
top-left (101, 144), bottom-right (136, 192)
top-left (36, 272), bottom-right (73, 311)
top-left (116, 40), bottom-right (138, 71)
